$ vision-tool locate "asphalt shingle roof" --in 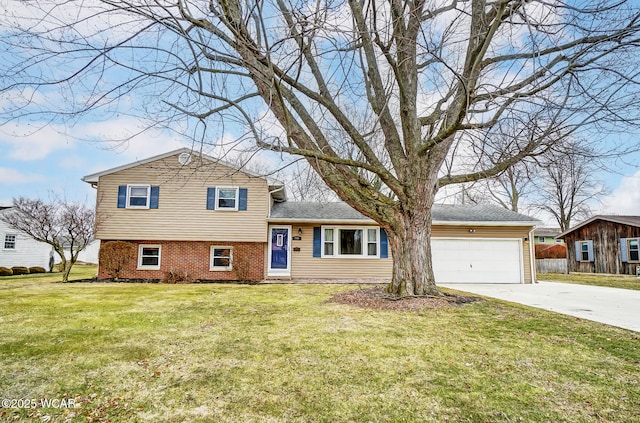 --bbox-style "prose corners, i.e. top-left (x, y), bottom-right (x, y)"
top-left (269, 202), bottom-right (538, 224)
